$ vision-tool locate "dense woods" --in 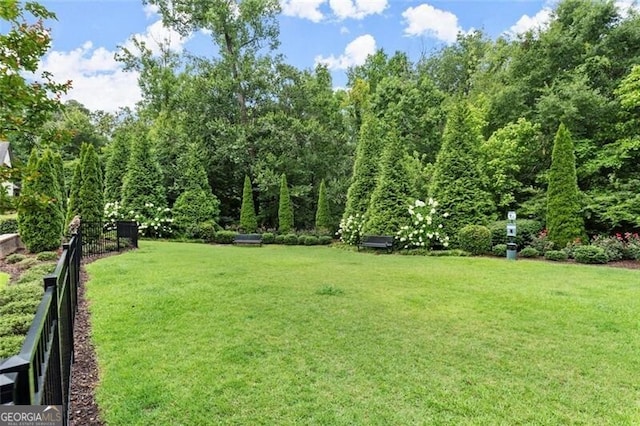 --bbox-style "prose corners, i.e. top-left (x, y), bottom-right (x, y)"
top-left (3, 0), bottom-right (640, 250)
